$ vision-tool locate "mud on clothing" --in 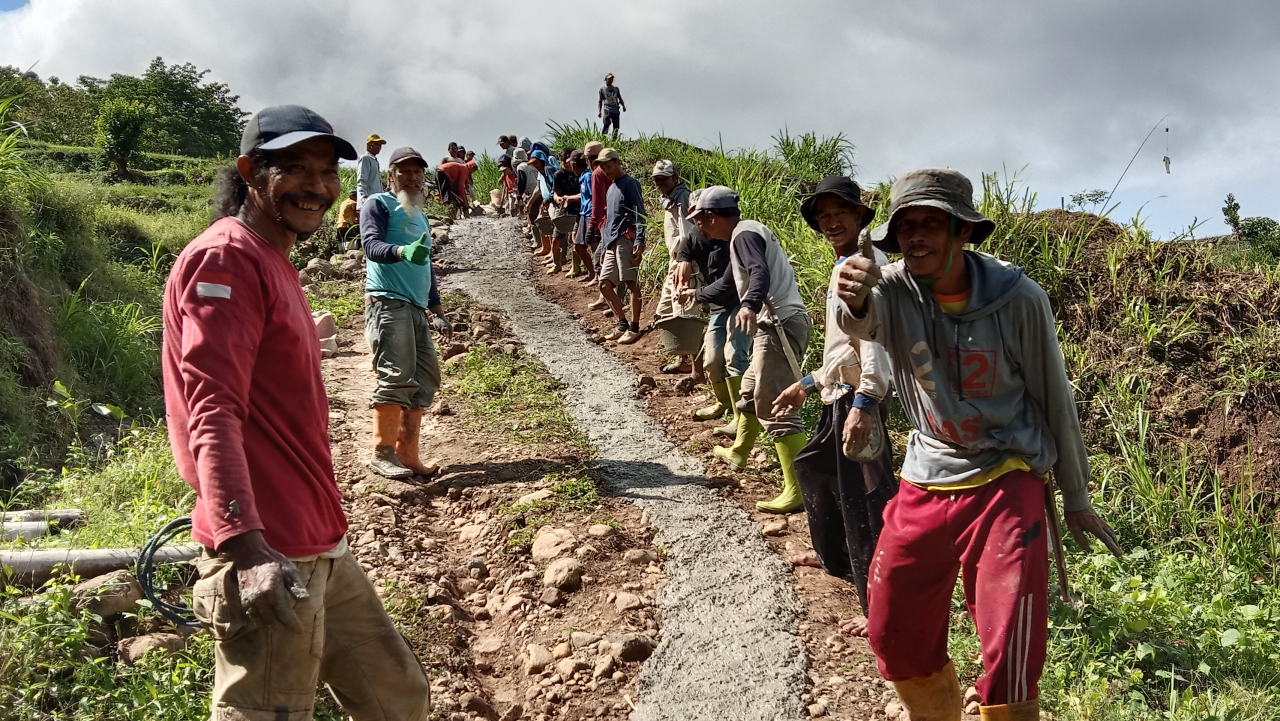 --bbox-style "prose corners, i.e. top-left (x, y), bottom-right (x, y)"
top-left (835, 250), bottom-right (1091, 511)
top-left (794, 395), bottom-right (898, 612)
top-left (738, 312), bottom-right (812, 438)
top-left (162, 217), bottom-right (347, 558)
top-left (194, 542), bottom-right (431, 717)
top-left (867, 470), bottom-right (1048, 706)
